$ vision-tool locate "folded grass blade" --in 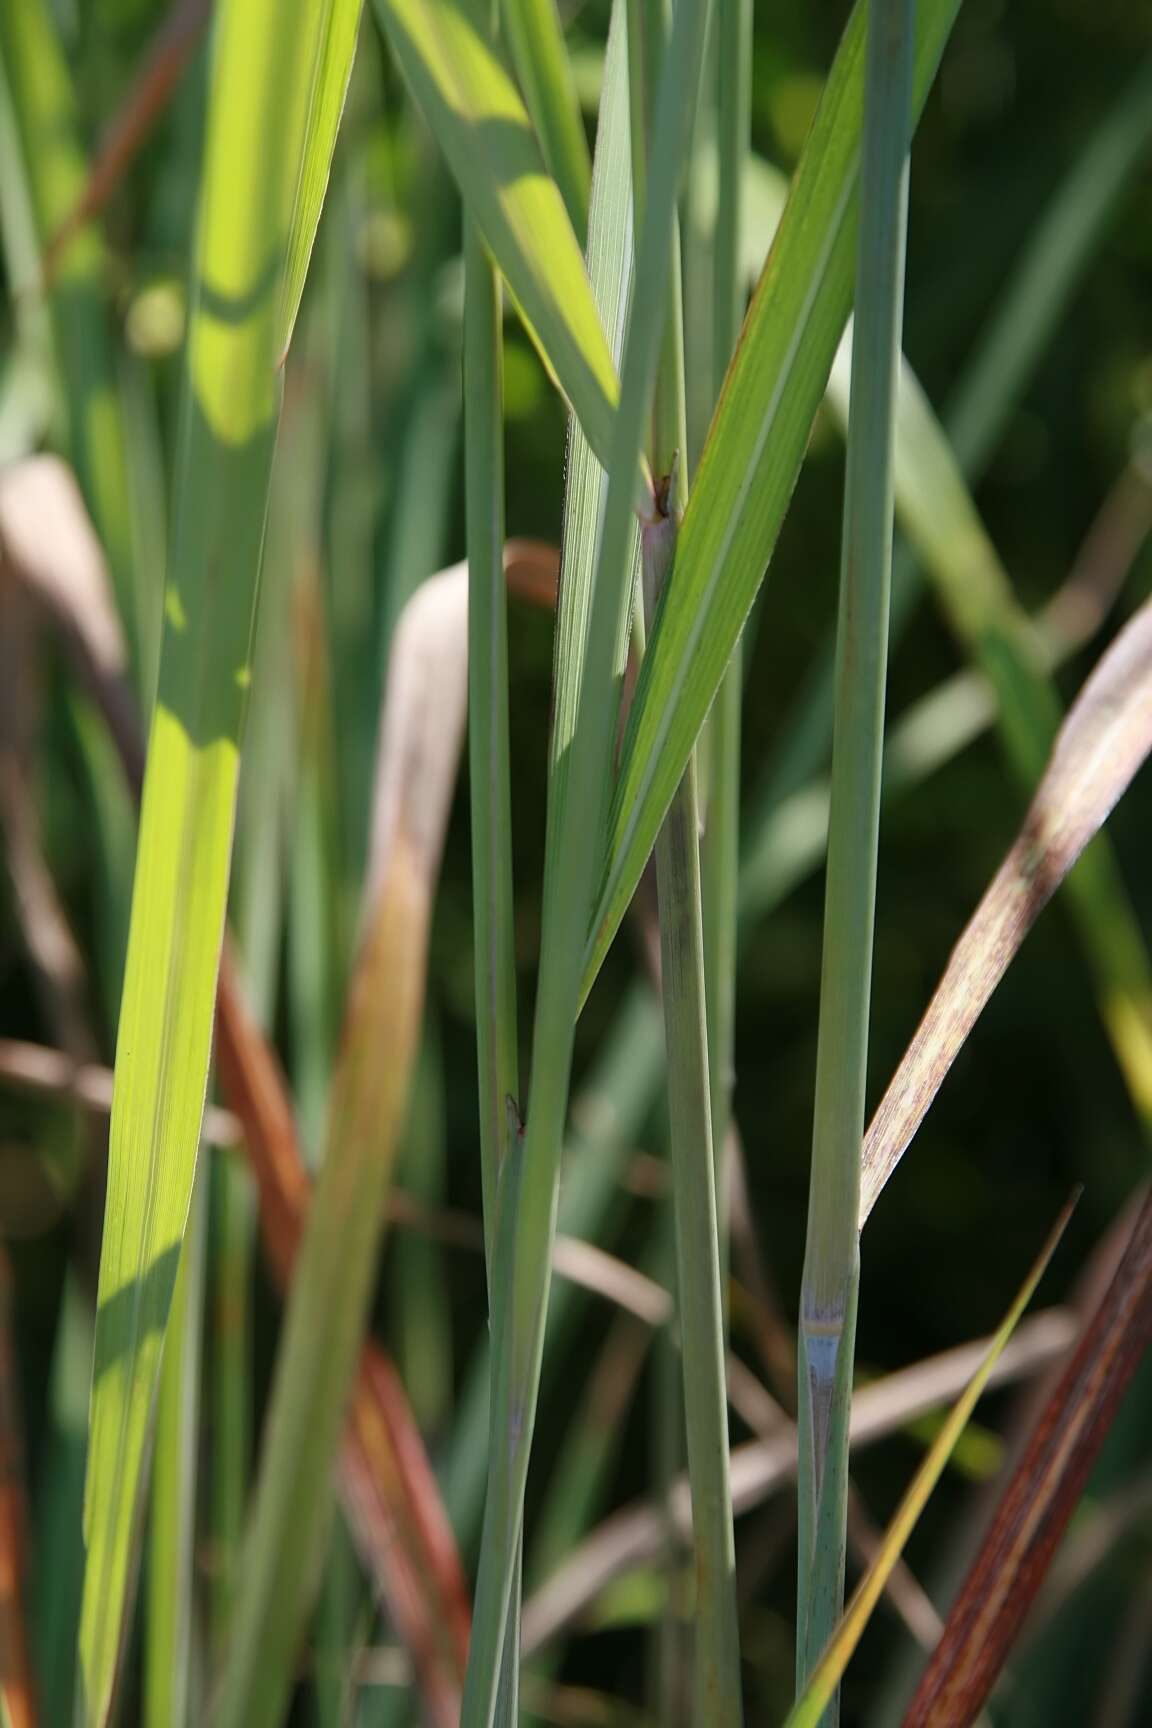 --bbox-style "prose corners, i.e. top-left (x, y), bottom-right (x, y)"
top-left (861, 596), bottom-right (1152, 1223)
top-left (78, 4), bottom-right (359, 1718)
top-left (785, 1197), bottom-right (1077, 1728)
top-left (372, 0), bottom-right (618, 466)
